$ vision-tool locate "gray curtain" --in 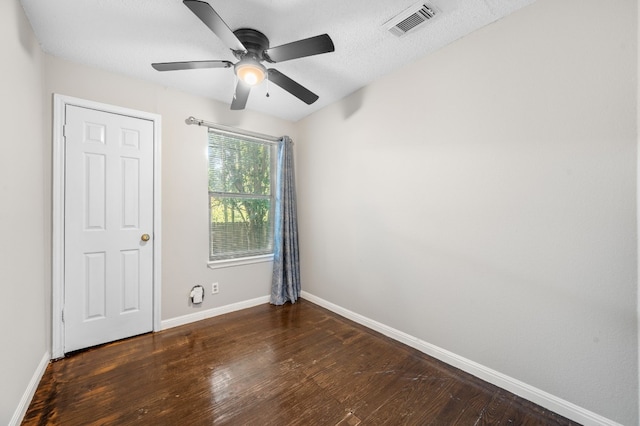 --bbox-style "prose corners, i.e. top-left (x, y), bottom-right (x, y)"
top-left (270, 136), bottom-right (301, 305)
